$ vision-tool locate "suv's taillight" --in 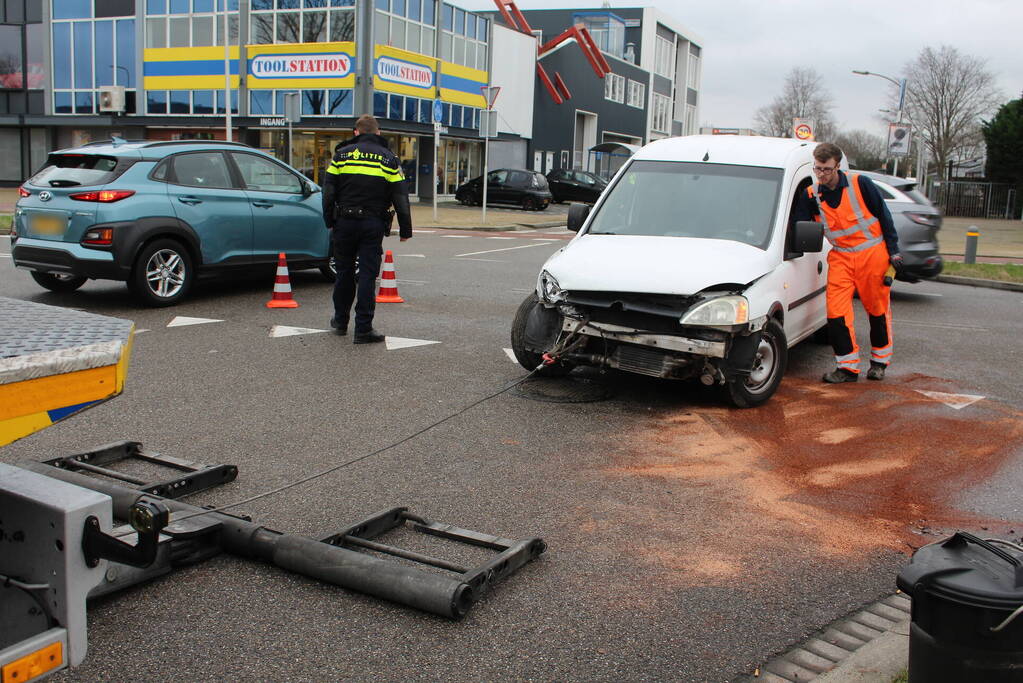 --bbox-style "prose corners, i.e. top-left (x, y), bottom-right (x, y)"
top-left (905, 211), bottom-right (940, 228)
top-left (82, 227), bottom-right (114, 246)
top-left (69, 189), bottom-right (135, 202)
top-left (18, 185), bottom-right (30, 197)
